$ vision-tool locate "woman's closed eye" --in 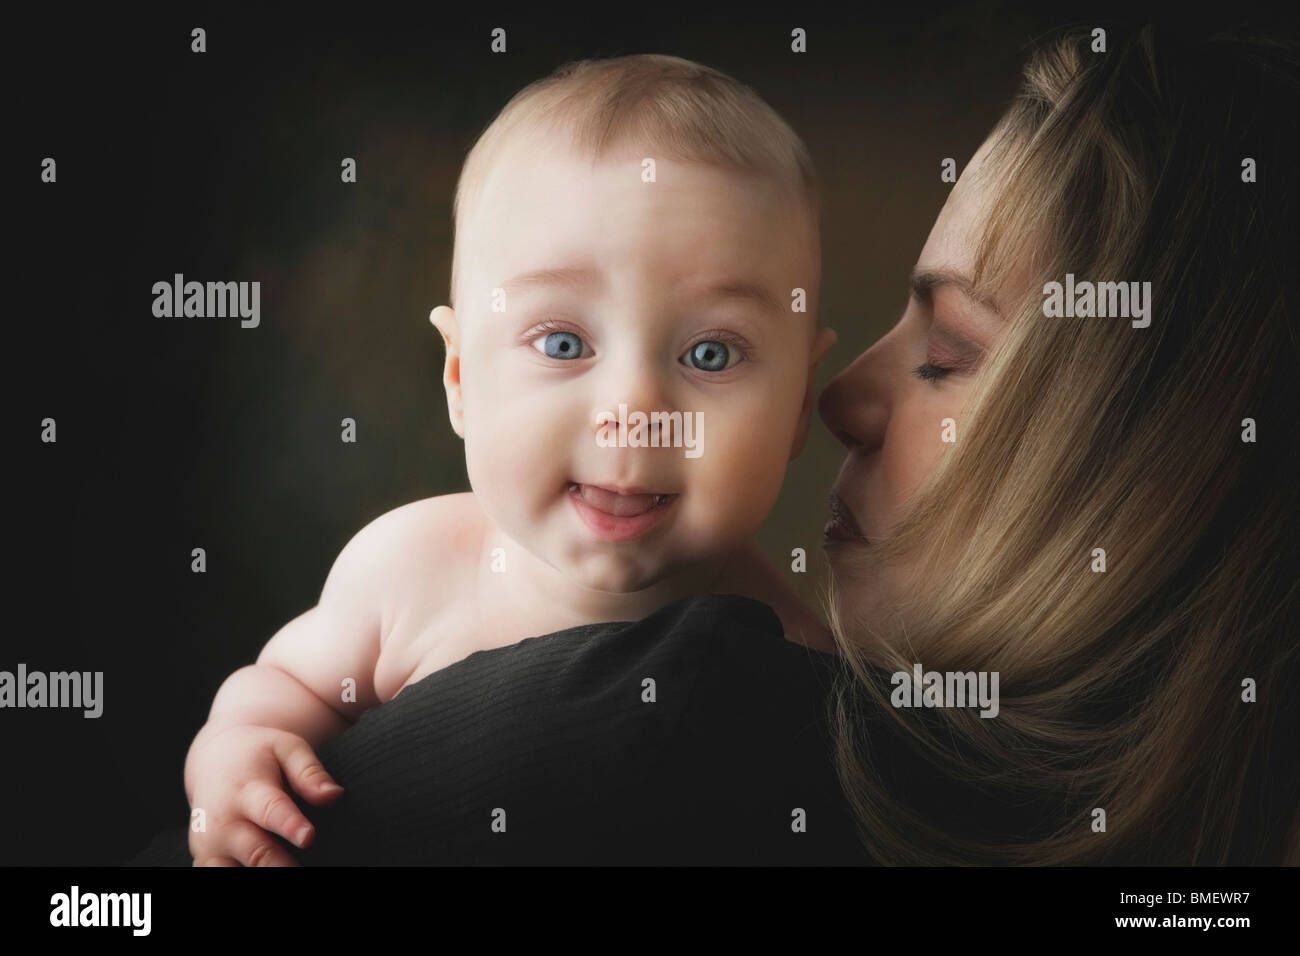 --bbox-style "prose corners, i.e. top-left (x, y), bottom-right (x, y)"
top-left (913, 360), bottom-right (953, 383)
top-left (913, 324), bottom-right (983, 386)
